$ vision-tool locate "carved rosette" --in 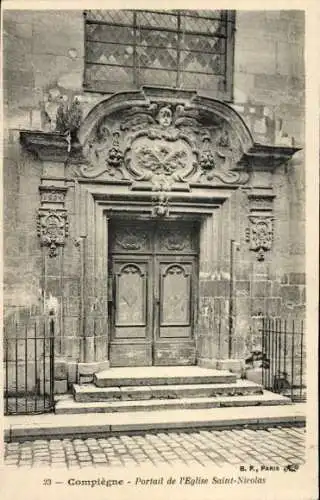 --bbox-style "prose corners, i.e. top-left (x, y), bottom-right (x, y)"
top-left (246, 216), bottom-right (273, 261)
top-left (37, 209), bottom-right (69, 257)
